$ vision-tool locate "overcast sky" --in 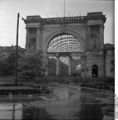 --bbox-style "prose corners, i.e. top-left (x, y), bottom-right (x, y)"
top-left (0, 0), bottom-right (114, 48)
